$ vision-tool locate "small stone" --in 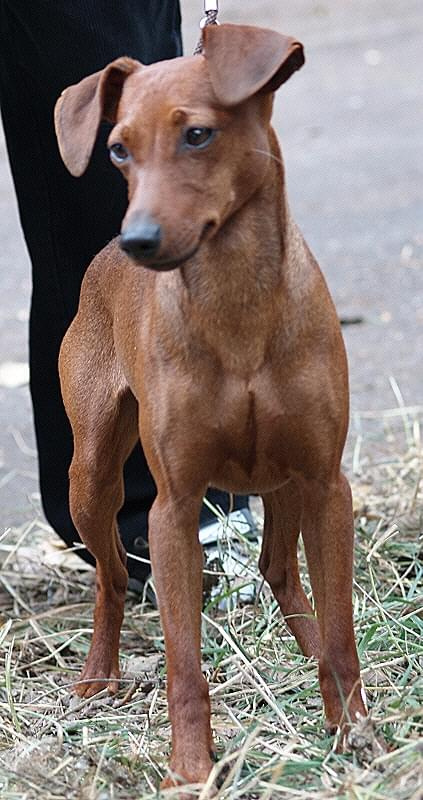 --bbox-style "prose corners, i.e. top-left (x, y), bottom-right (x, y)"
top-left (364, 49), bottom-right (382, 66)
top-left (0, 361), bottom-right (29, 387)
top-left (400, 244), bottom-right (414, 264)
